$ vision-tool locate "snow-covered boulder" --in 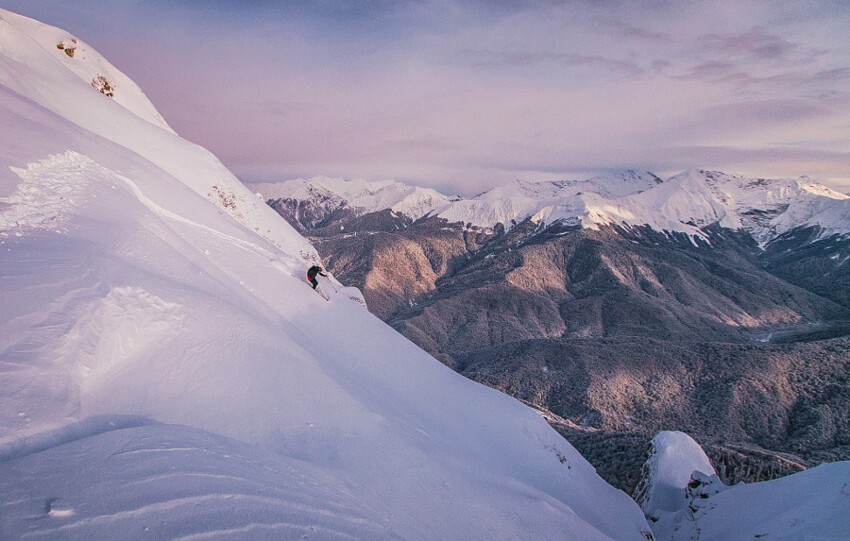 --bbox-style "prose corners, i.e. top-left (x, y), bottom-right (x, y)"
top-left (637, 431), bottom-right (850, 541)
top-left (634, 431), bottom-right (721, 519)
